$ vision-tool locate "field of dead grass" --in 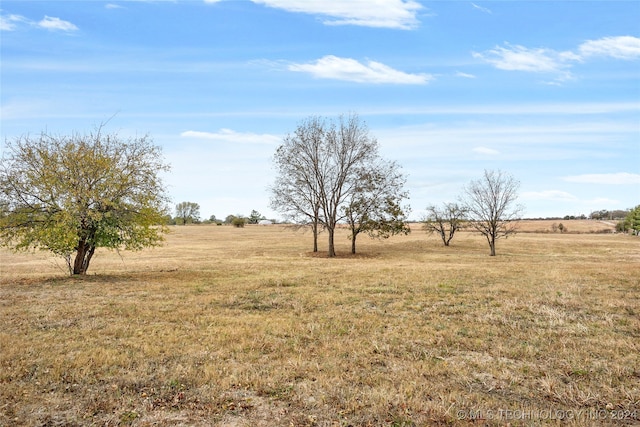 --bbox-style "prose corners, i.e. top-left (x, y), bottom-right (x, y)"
top-left (1, 221), bottom-right (638, 426)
